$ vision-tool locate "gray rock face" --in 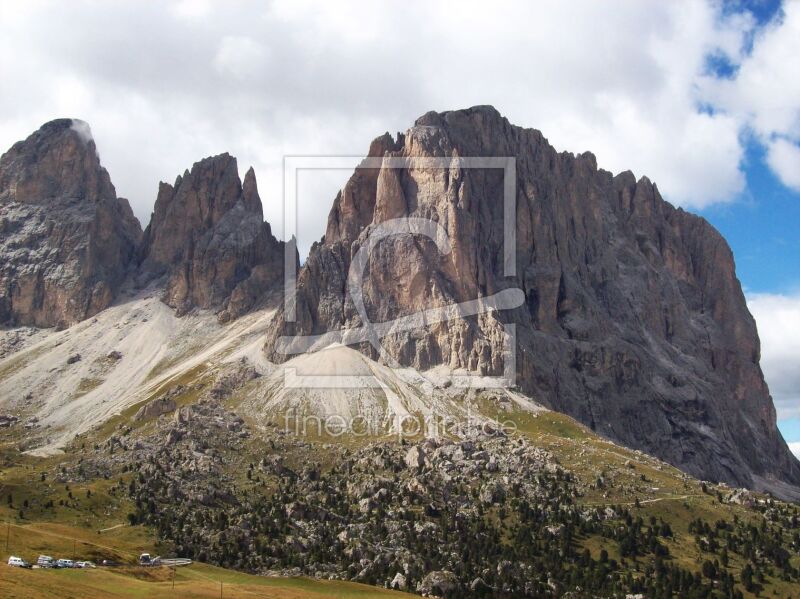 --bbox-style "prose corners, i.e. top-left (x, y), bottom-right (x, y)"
top-left (138, 153), bottom-right (284, 319)
top-left (0, 119), bottom-right (142, 327)
top-left (265, 106), bottom-right (800, 496)
top-left (133, 396), bottom-right (177, 422)
top-left (418, 570), bottom-right (459, 596)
